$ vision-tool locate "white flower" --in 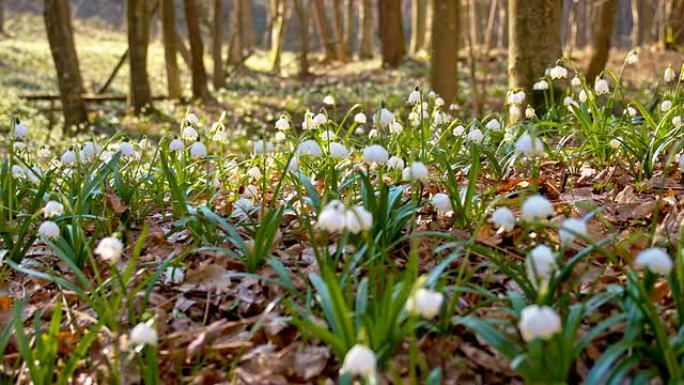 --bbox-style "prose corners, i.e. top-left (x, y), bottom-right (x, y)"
top-left (185, 112), bottom-right (200, 125)
top-left (82, 142), bottom-right (102, 159)
top-left (323, 95), bottom-right (335, 105)
top-left (680, 154), bottom-right (684, 173)
top-left (246, 166), bottom-right (262, 180)
top-left (570, 76), bottom-right (582, 88)
top-left (274, 131), bottom-right (286, 142)
top-left (38, 147), bottom-right (51, 161)
top-left (549, 65), bottom-right (568, 79)
top-left (509, 105), bottom-right (522, 122)
top-left (313, 113), bottom-right (328, 127)
top-left (435, 97), bottom-right (446, 108)
top-left (354, 112), bottom-right (367, 124)
top-left (468, 128), bottom-right (484, 143)
top-left (329, 142), bottom-right (349, 158)
top-left (626, 106), bottom-right (637, 117)
top-left (275, 116), bottom-right (290, 130)
top-left (11, 165), bottom-right (24, 178)
top-left (626, 50), bottom-right (639, 65)
top-left (38, 221), bottom-right (60, 240)
top-left (363, 144), bottom-right (389, 165)
top-left (320, 129), bottom-right (337, 141)
top-left (345, 205), bottom-right (373, 233)
top-left (665, 66), bottom-right (675, 82)
top-left (389, 121), bottom-right (403, 135)
top-left (594, 79), bottom-right (610, 95)
top-left (485, 119), bottom-right (501, 130)
top-left (13, 122), bottom-right (29, 138)
top-left (525, 105), bottom-right (536, 119)
top-left (189, 141), bottom-right (207, 159)
top-left (287, 156), bottom-right (299, 172)
top-left (301, 111), bottom-right (315, 130)
top-left (164, 266), bottom-right (185, 285)
top-left (119, 142), bottom-right (137, 158)
top-left (402, 162), bottom-right (429, 182)
top-left (564, 96), bottom-right (578, 109)
top-left (427, 90), bottom-right (436, 99)
top-left (213, 129), bottom-right (228, 142)
top-left (673, 116), bottom-right (682, 127)
top-left (182, 126), bottom-right (198, 141)
top-left (44, 201), bottom-right (64, 218)
top-left (408, 88), bottom-right (421, 105)
top-left (130, 322), bottom-right (157, 347)
top-left (297, 140), bottom-right (323, 157)
top-left (234, 198), bottom-right (256, 218)
top-left (635, 248), bottom-right (673, 275)
top-left (507, 90), bottom-right (525, 105)
top-left (610, 138), bottom-right (621, 149)
top-left (533, 80), bottom-right (549, 90)
top-left (519, 305), bottom-right (562, 342)
top-left (526, 245), bottom-right (556, 283)
top-left (341, 344), bottom-right (376, 377)
top-left (559, 218), bottom-right (587, 246)
top-left (95, 236), bottom-right (124, 265)
top-left (367, 129), bottom-right (378, 139)
top-left (491, 207), bottom-right (515, 232)
top-left (452, 125), bottom-right (465, 136)
top-left (661, 100), bottom-right (672, 112)
top-left (578, 90), bottom-right (588, 103)
top-left (169, 138), bottom-right (184, 152)
top-left (13, 142), bottom-right (26, 151)
top-left (253, 140), bottom-right (274, 155)
top-left (61, 149), bottom-right (77, 166)
top-left (387, 156), bottom-right (405, 170)
top-left (521, 195), bottom-right (554, 221)
top-left (317, 200), bottom-right (346, 233)
top-left (406, 288), bottom-right (444, 319)
top-left (431, 193), bottom-right (452, 213)
top-left (244, 184), bottom-right (260, 199)
top-left (375, 108), bottom-right (395, 127)
top-left (515, 133), bottom-right (544, 158)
